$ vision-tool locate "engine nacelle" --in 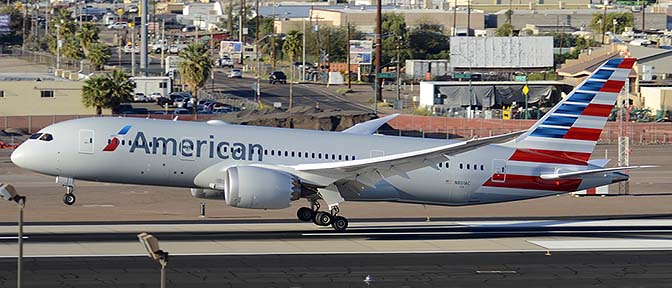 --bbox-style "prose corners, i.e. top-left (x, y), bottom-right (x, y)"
top-left (224, 166), bottom-right (301, 209)
top-left (190, 188), bottom-right (225, 200)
